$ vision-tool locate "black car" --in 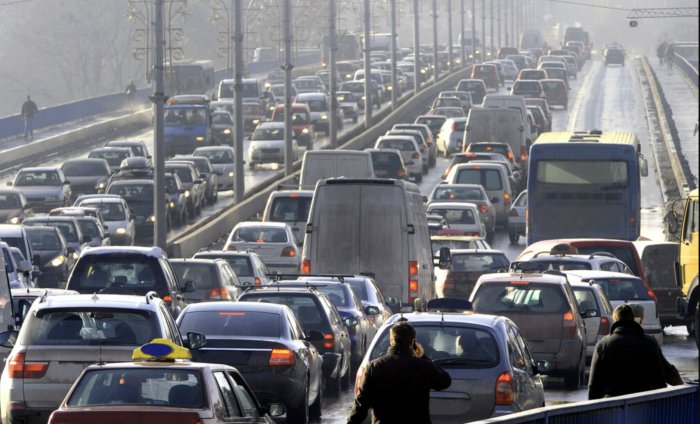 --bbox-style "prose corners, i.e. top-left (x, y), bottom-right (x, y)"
top-left (61, 158), bottom-right (111, 200)
top-left (105, 139), bottom-right (151, 158)
top-left (238, 286), bottom-right (352, 396)
top-left (365, 148), bottom-right (408, 180)
top-left (87, 147), bottom-right (133, 173)
top-left (604, 47), bottom-right (625, 66)
top-left (105, 179), bottom-right (167, 242)
top-left (164, 172), bottom-right (188, 227)
top-left (176, 301), bottom-right (324, 423)
top-left (171, 155), bottom-right (220, 205)
top-left (24, 225), bottom-right (74, 288)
